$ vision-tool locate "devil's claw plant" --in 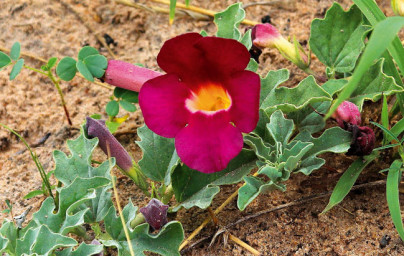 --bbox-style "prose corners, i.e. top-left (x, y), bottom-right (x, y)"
top-left (3, 0), bottom-right (404, 255)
